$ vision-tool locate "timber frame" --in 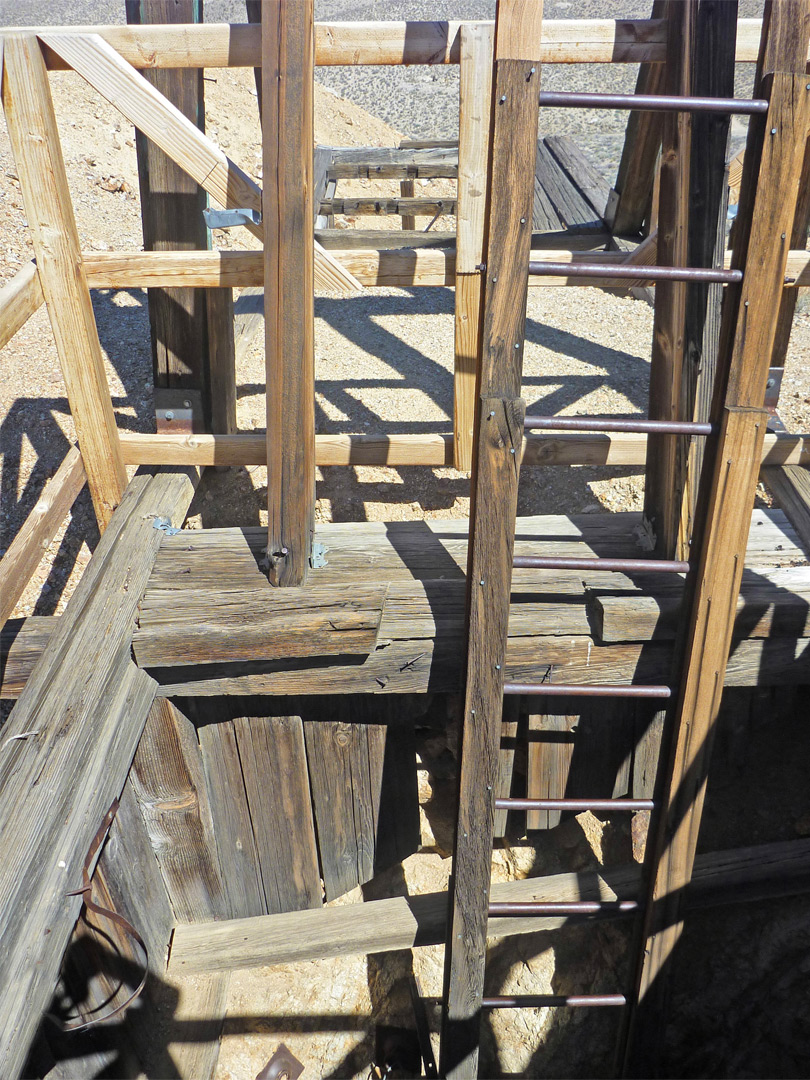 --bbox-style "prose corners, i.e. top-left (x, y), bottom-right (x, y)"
top-left (3, 5), bottom-right (810, 1079)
